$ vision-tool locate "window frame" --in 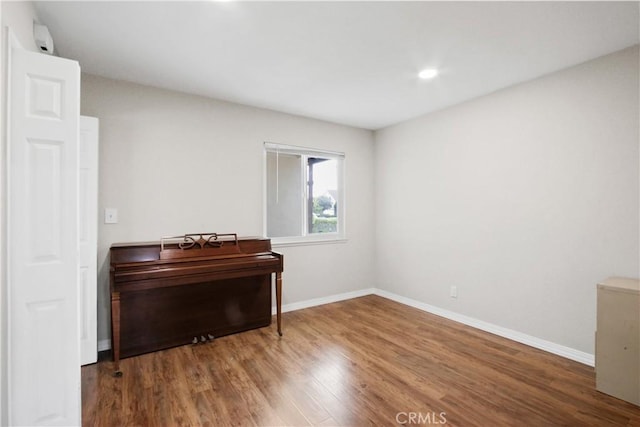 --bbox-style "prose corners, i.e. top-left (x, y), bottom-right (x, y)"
top-left (263, 142), bottom-right (346, 246)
